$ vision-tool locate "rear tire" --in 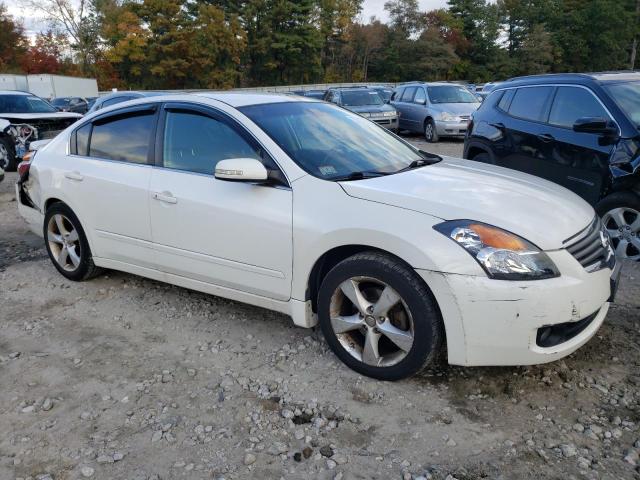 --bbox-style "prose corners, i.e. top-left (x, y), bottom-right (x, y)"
top-left (424, 119), bottom-right (439, 143)
top-left (317, 251), bottom-right (444, 381)
top-left (596, 191), bottom-right (640, 261)
top-left (43, 202), bottom-right (104, 281)
top-left (0, 137), bottom-right (16, 171)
